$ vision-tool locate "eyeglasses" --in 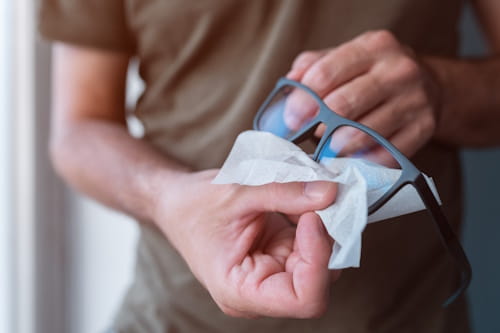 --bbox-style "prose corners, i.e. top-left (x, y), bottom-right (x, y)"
top-left (253, 77), bottom-right (471, 306)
